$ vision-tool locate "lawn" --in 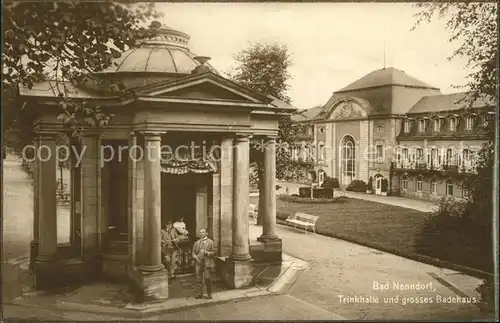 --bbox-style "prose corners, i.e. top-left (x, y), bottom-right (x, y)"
top-left (250, 196), bottom-right (428, 259)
